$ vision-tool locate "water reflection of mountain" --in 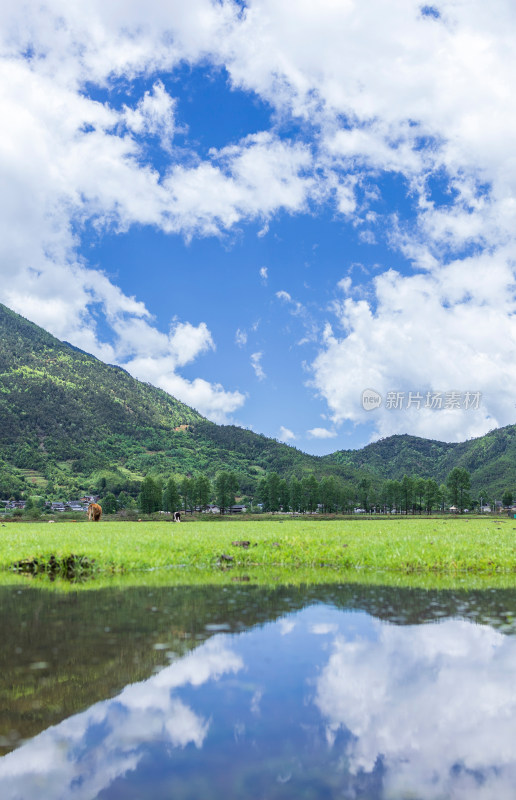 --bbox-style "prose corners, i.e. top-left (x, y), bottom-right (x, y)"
top-left (2, 581), bottom-right (515, 753)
